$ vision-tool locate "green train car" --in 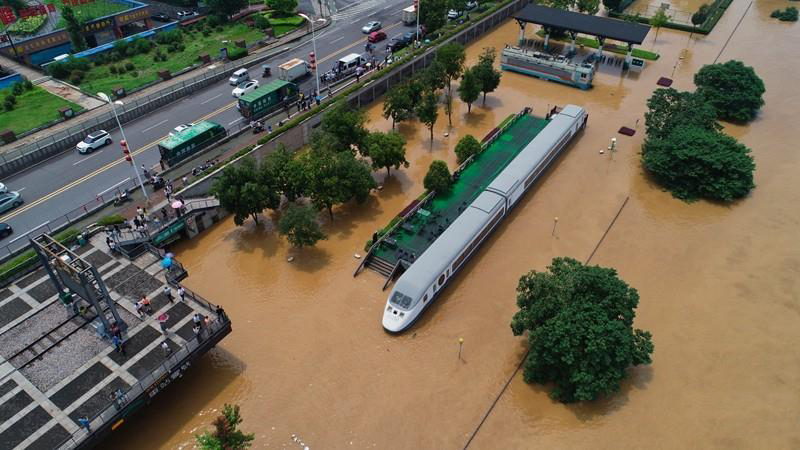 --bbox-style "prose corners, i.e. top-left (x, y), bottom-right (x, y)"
top-left (157, 121), bottom-right (227, 167)
top-left (237, 79), bottom-right (299, 120)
